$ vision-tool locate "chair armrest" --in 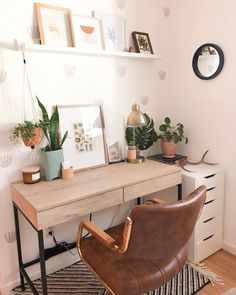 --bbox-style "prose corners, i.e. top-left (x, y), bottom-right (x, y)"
top-left (77, 217), bottom-right (133, 255)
